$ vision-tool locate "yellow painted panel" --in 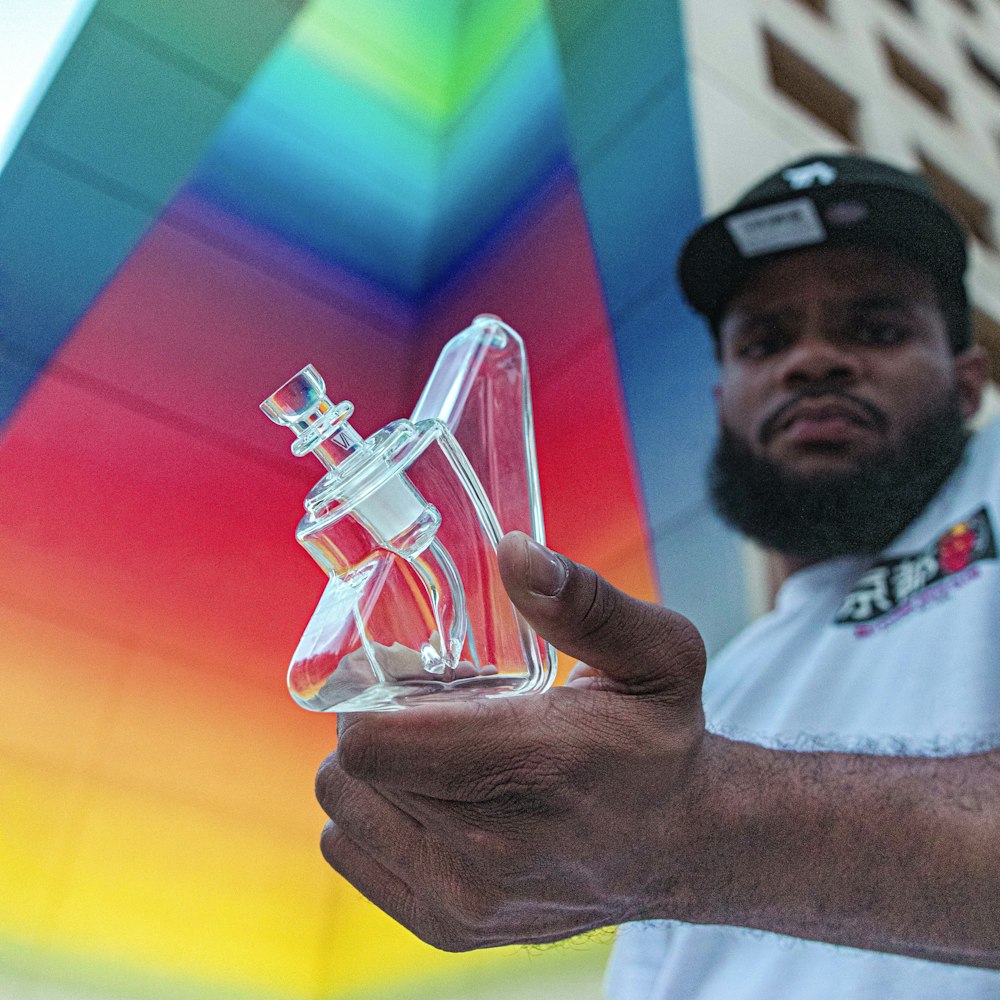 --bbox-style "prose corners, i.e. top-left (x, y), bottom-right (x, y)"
top-left (0, 759), bottom-right (84, 951)
top-left (89, 647), bottom-right (335, 835)
top-left (48, 779), bottom-right (331, 995)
